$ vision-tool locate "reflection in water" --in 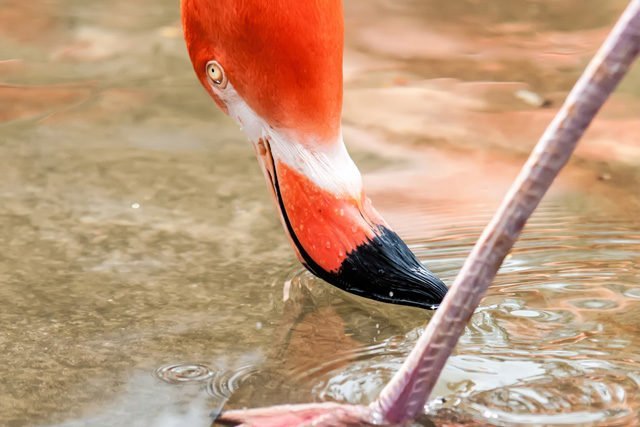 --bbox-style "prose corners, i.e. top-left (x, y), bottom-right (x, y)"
top-left (1, 0), bottom-right (640, 426)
